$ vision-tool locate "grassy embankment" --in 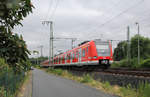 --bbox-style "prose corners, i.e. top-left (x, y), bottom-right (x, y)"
top-left (46, 68), bottom-right (150, 97)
